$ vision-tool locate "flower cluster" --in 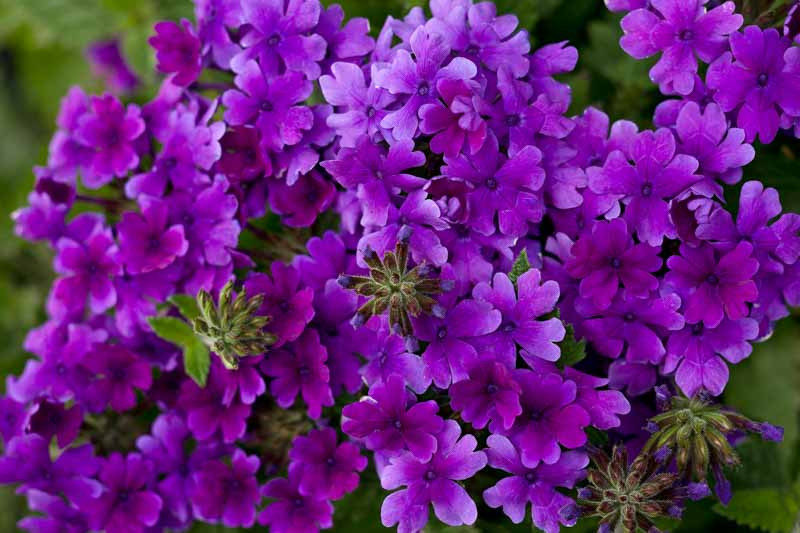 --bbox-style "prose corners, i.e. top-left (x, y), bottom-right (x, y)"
top-left (2, 0), bottom-right (797, 533)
